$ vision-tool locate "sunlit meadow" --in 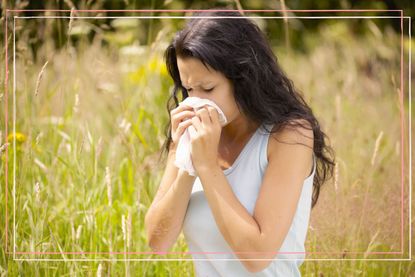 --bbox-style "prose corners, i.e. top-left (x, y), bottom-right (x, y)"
top-left (1, 15), bottom-right (414, 276)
